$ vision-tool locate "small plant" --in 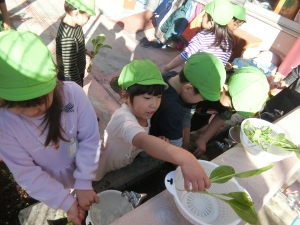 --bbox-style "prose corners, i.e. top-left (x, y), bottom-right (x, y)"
top-left (87, 34), bottom-right (112, 72)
